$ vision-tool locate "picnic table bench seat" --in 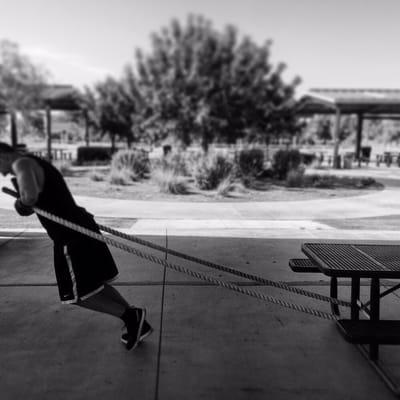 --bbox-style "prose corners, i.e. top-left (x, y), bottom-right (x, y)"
top-left (337, 320), bottom-right (400, 345)
top-left (289, 258), bottom-right (320, 273)
top-left (289, 258), bottom-right (341, 316)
